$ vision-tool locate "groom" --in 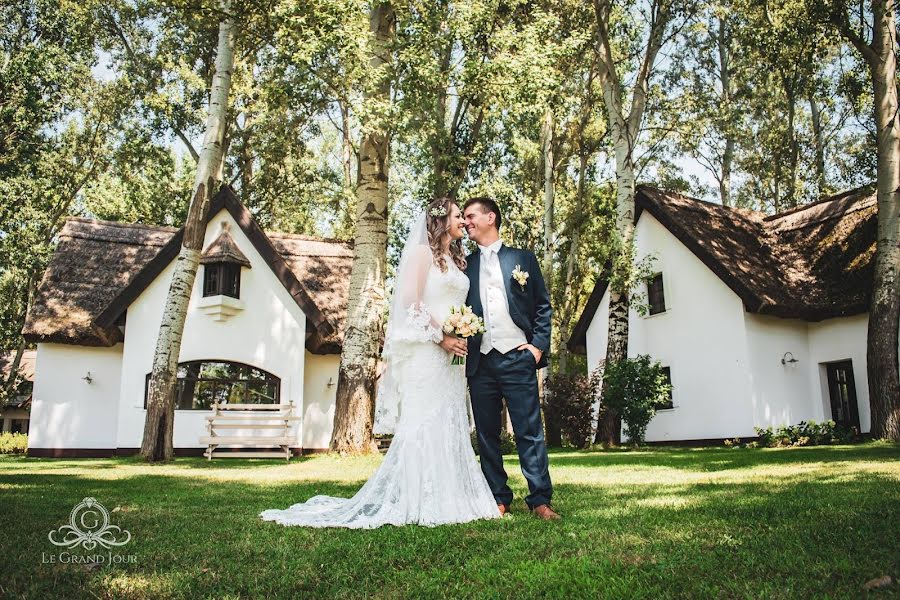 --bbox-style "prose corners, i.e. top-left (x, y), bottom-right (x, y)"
top-left (462, 197), bottom-right (560, 521)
